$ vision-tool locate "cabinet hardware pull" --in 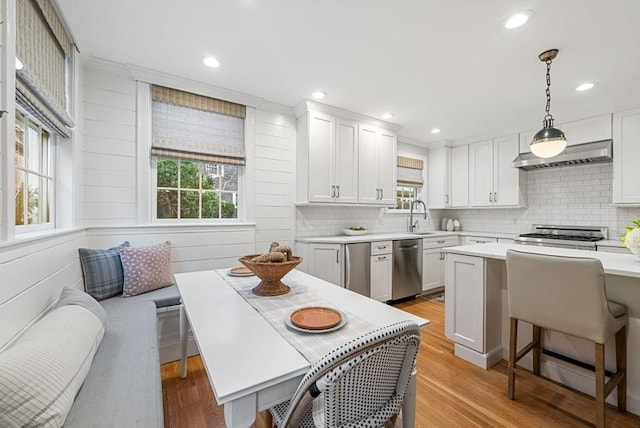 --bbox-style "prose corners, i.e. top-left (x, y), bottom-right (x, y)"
top-left (331, 185), bottom-right (336, 198)
top-left (378, 256), bottom-right (386, 260)
top-left (493, 192), bottom-right (497, 203)
top-left (336, 249), bottom-right (339, 263)
top-left (336, 185), bottom-right (340, 198)
top-left (445, 194), bottom-right (449, 204)
top-left (437, 240), bottom-right (445, 244)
